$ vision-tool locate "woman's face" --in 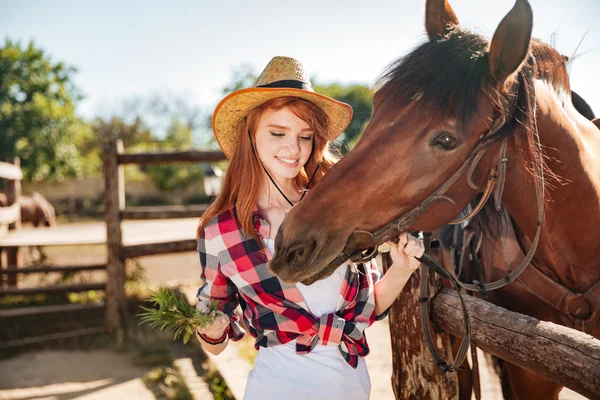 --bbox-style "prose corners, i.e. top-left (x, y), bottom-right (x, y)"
top-left (254, 107), bottom-right (314, 182)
